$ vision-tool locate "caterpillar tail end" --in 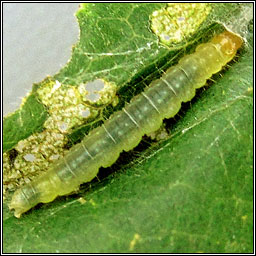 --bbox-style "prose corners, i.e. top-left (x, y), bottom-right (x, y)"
top-left (8, 172), bottom-right (66, 218)
top-left (8, 189), bottom-right (32, 218)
